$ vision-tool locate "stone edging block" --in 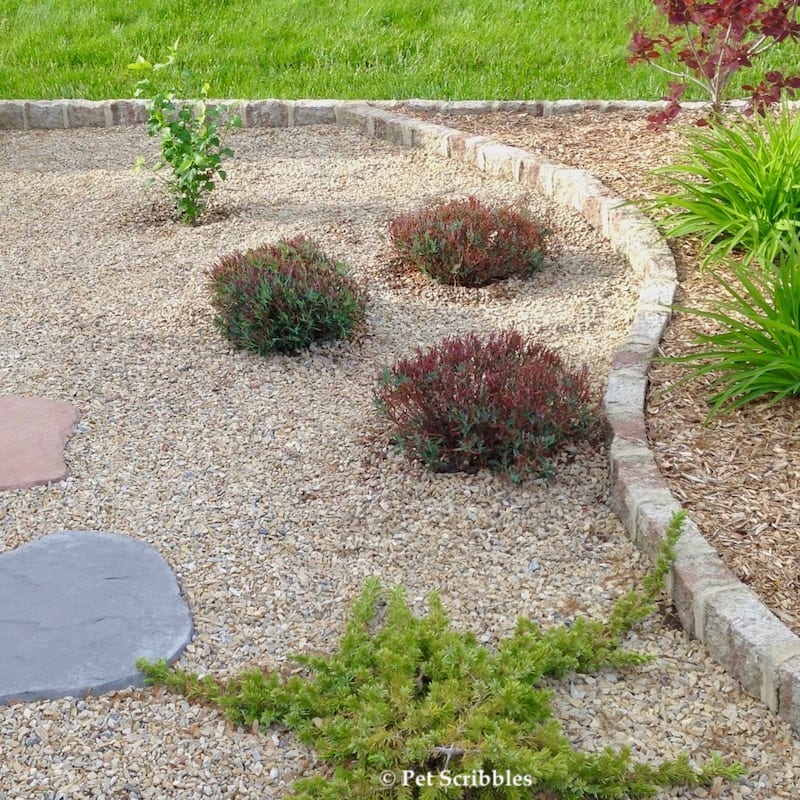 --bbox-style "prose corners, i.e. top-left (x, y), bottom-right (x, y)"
top-left (4, 96), bottom-right (800, 732)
